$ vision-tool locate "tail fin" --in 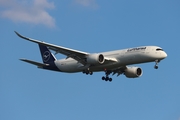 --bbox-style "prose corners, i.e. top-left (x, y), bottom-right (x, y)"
top-left (38, 44), bottom-right (57, 64)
